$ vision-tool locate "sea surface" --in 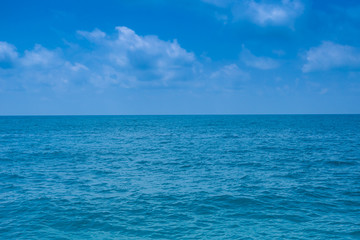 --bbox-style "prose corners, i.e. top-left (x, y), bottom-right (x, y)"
top-left (0, 115), bottom-right (360, 239)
